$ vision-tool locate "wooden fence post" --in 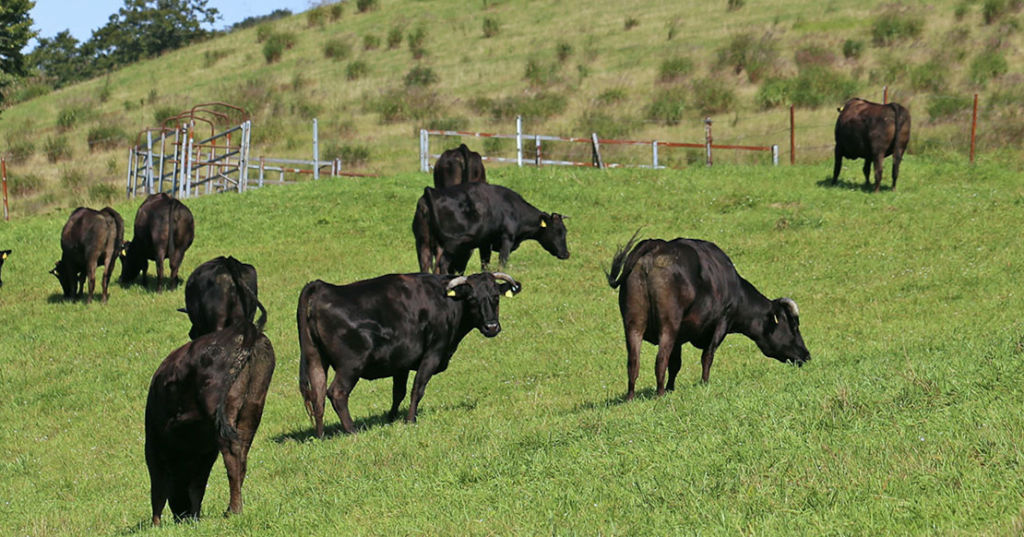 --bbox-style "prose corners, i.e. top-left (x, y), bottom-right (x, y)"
top-left (704, 117), bottom-right (713, 167)
top-left (591, 133), bottom-right (604, 169)
top-left (789, 105), bottom-right (795, 165)
top-left (970, 93), bottom-right (978, 164)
